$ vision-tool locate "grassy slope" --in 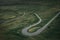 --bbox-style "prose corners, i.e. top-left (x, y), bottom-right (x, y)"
top-left (0, 1), bottom-right (60, 40)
